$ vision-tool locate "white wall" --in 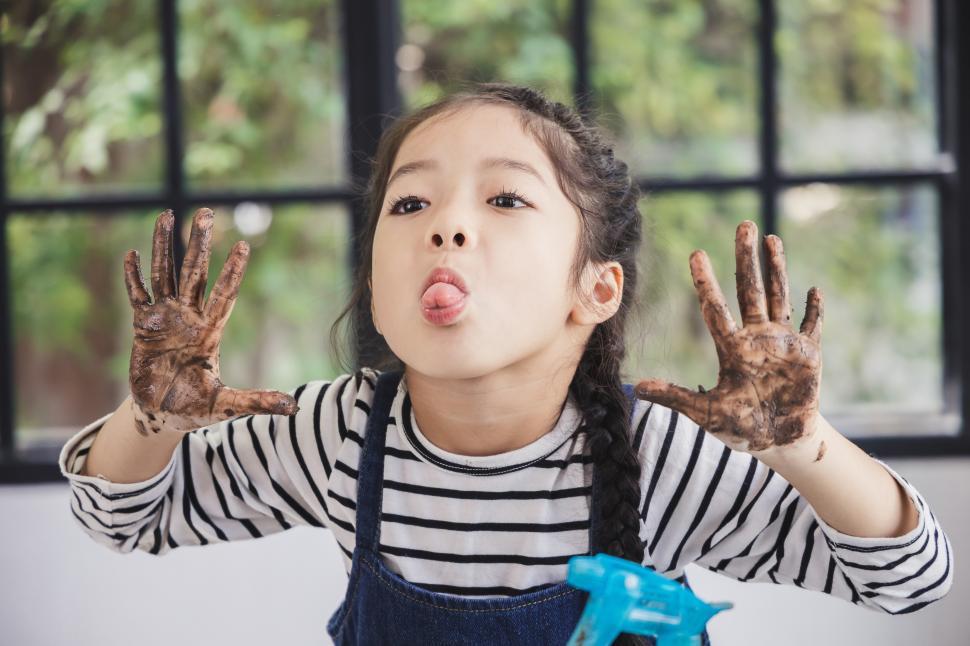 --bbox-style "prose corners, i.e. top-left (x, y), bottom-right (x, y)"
top-left (1, 456), bottom-right (965, 646)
